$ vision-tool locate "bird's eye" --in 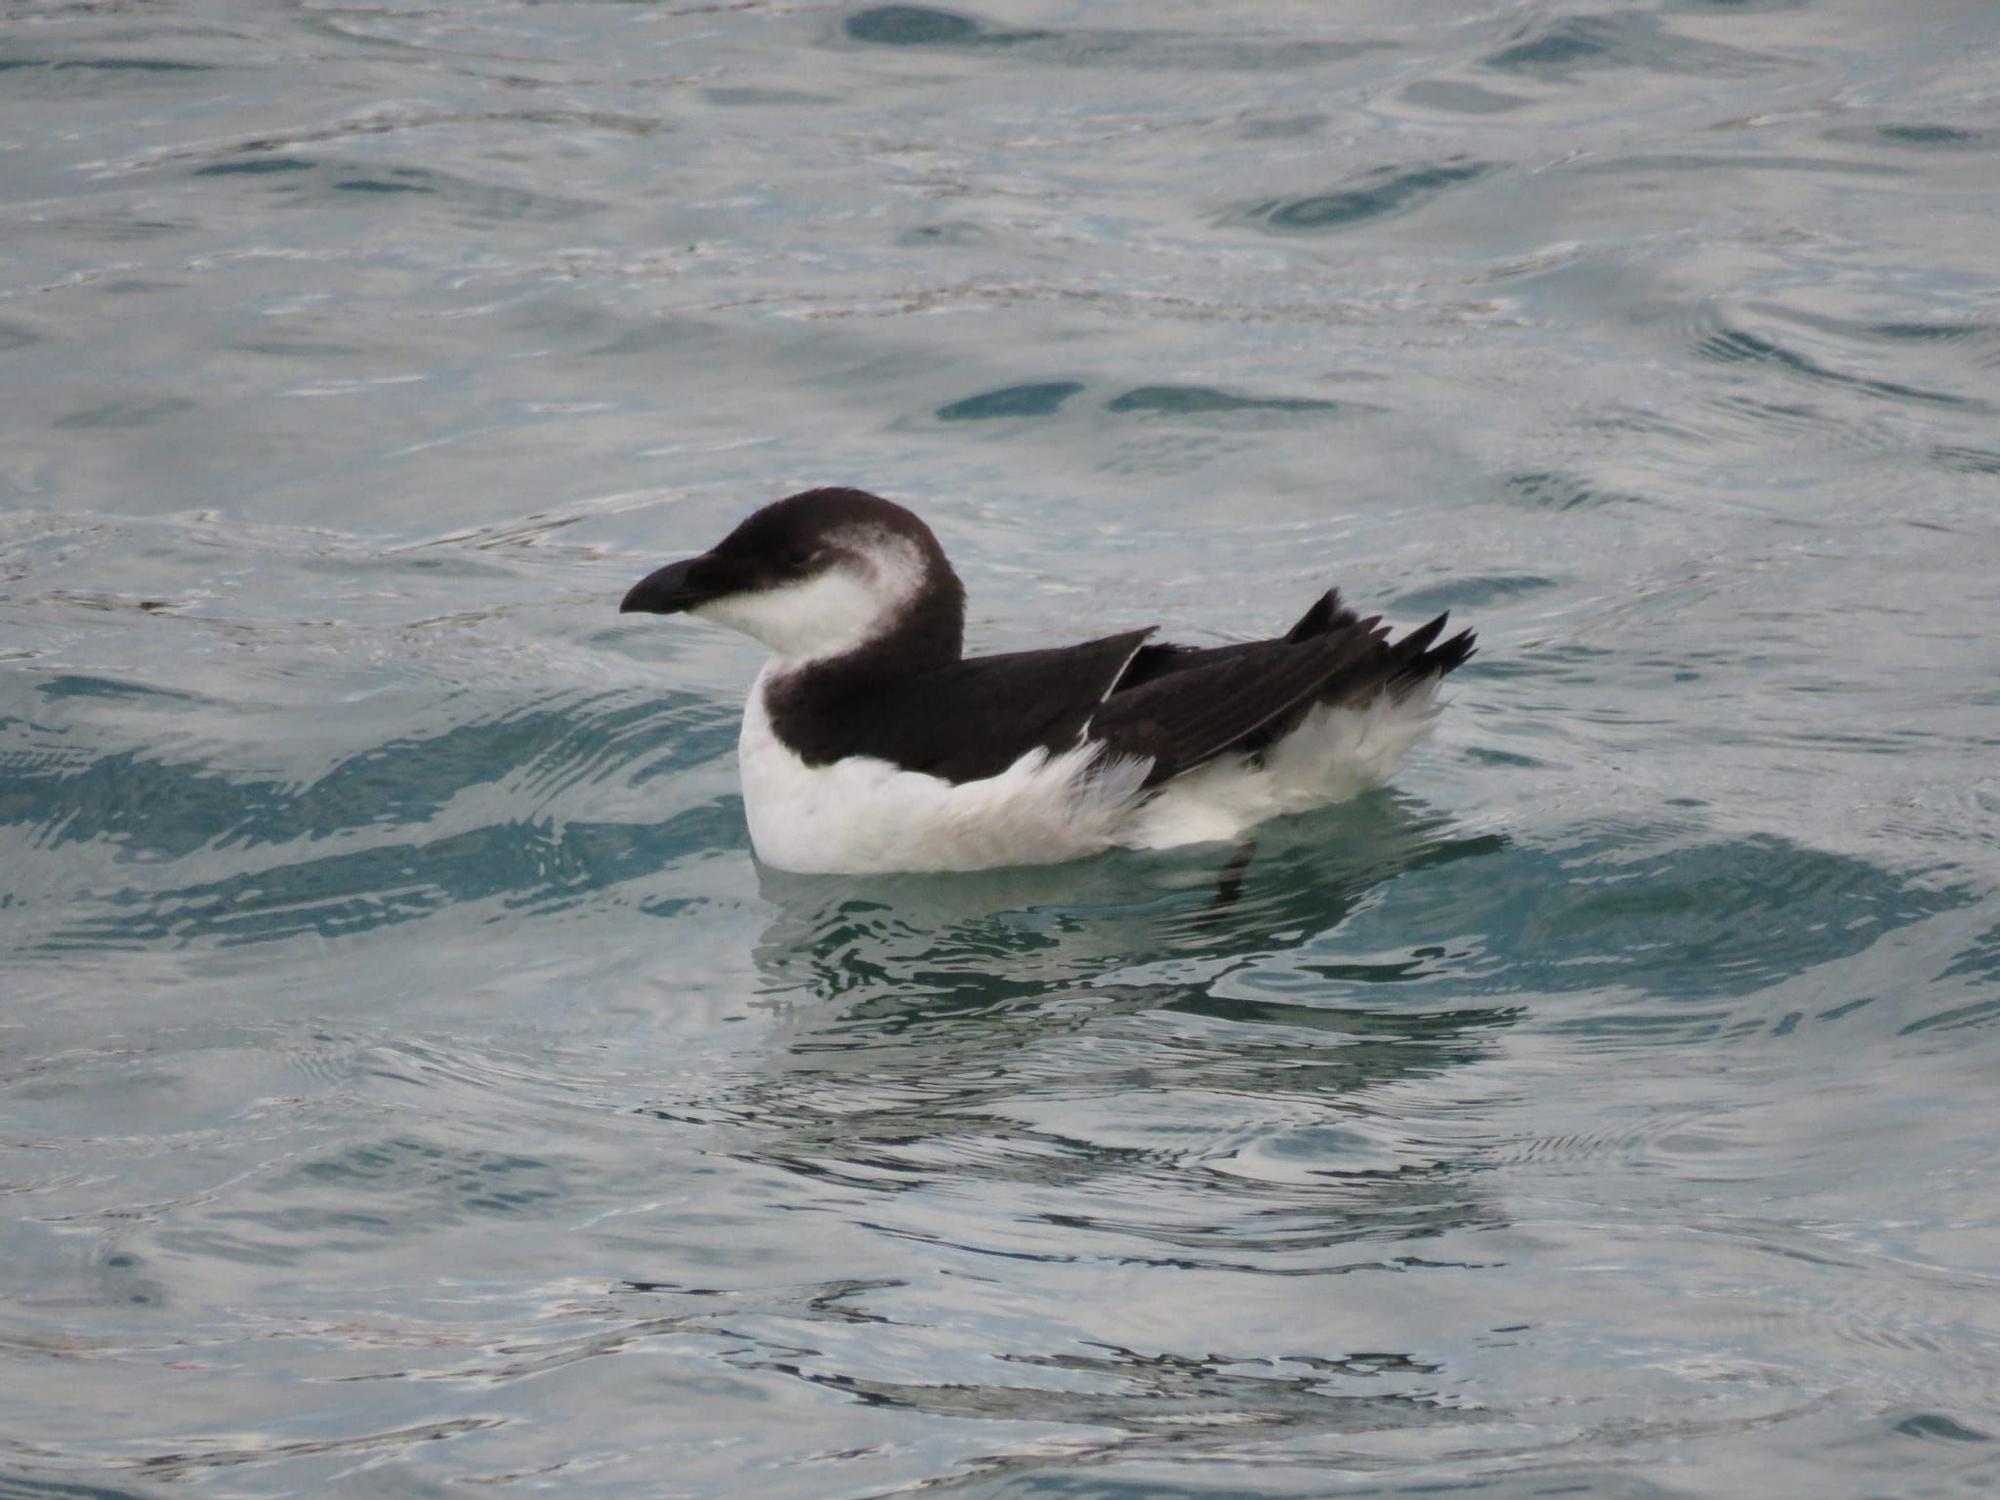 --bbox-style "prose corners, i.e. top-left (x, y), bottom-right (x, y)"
top-left (783, 546), bottom-right (818, 569)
